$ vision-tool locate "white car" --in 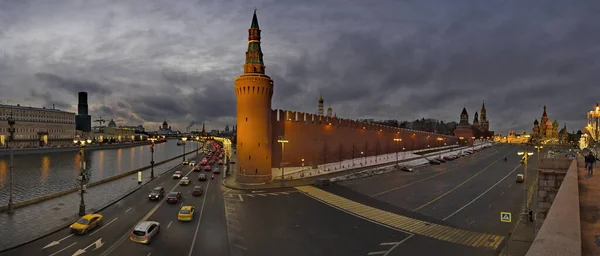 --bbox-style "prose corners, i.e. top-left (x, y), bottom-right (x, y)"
top-left (179, 176), bottom-right (191, 185)
top-left (172, 171), bottom-right (183, 179)
top-left (189, 161), bottom-right (196, 166)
